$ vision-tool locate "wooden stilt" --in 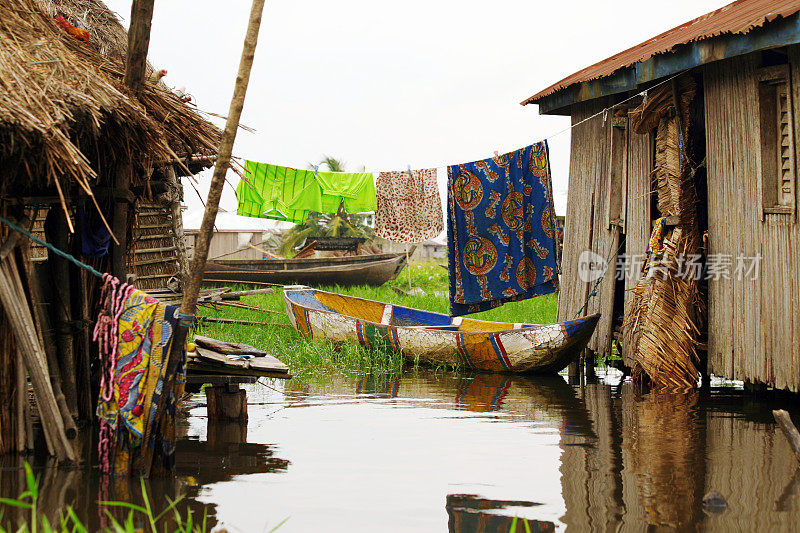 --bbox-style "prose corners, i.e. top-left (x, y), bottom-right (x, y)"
top-left (15, 350), bottom-right (26, 453)
top-left (205, 385), bottom-right (248, 421)
top-left (75, 268), bottom-right (93, 420)
top-left (585, 348), bottom-right (597, 380)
